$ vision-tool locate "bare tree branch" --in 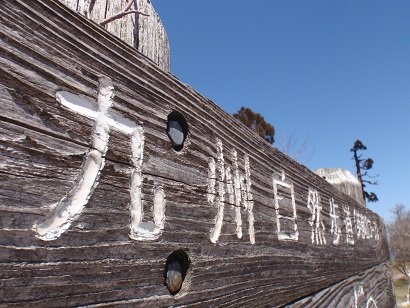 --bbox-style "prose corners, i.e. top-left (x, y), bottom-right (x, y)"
top-left (388, 202), bottom-right (410, 305)
top-left (99, 0), bottom-right (150, 27)
top-left (277, 132), bottom-right (314, 164)
top-left (362, 180), bottom-right (379, 185)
